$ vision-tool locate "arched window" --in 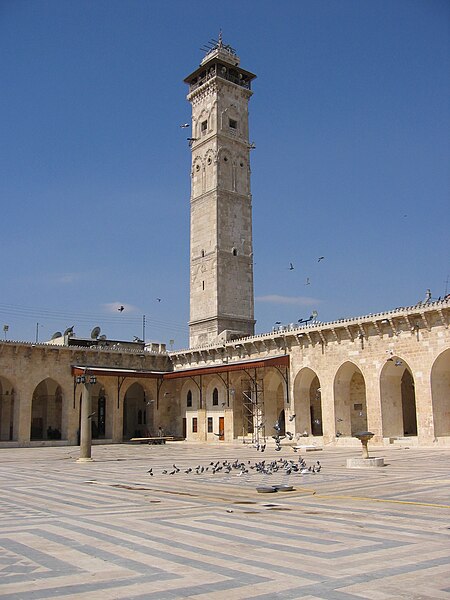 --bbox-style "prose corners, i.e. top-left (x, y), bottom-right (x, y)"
top-left (187, 390), bottom-right (192, 407)
top-left (212, 388), bottom-right (219, 406)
